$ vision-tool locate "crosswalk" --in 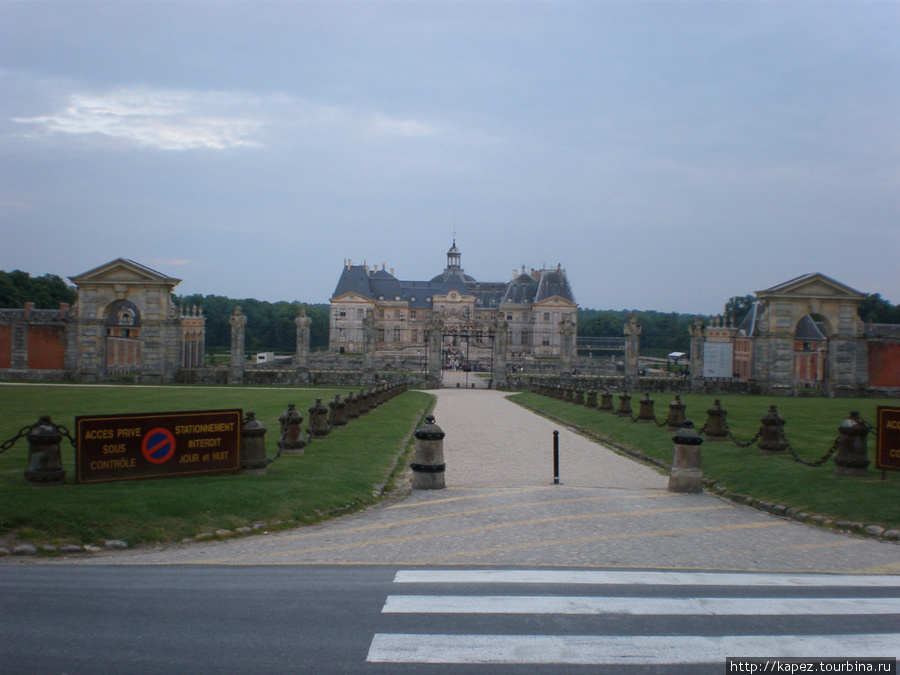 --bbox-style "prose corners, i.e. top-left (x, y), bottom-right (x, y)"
top-left (366, 569), bottom-right (900, 667)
